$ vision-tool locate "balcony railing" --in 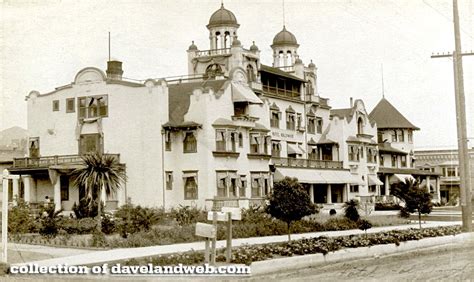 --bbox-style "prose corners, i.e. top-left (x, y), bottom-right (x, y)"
top-left (272, 157), bottom-right (343, 169)
top-left (13, 154), bottom-right (120, 168)
top-left (275, 65), bottom-right (295, 72)
top-left (263, 85), bottom-right (300, 99)
top-left (195, 48), bottom-right (231, 57)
